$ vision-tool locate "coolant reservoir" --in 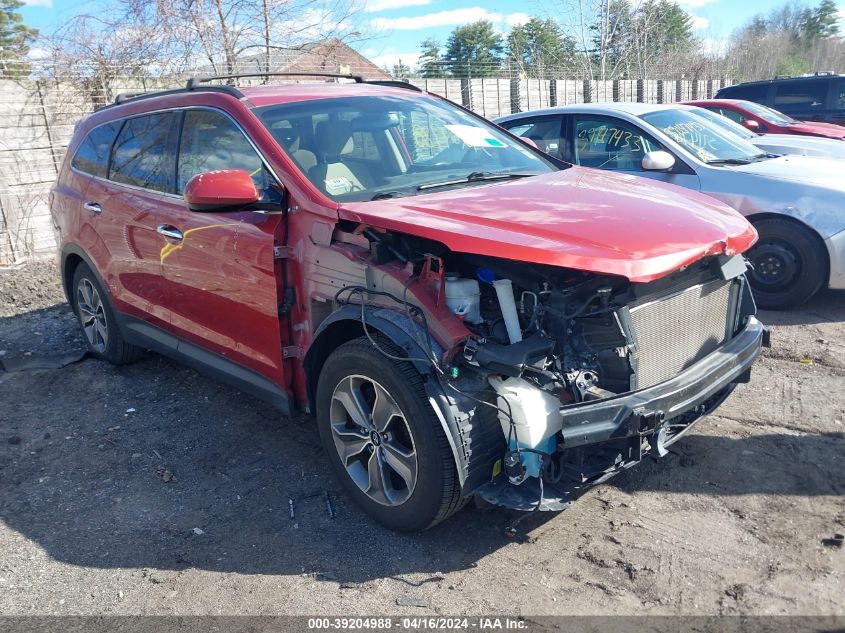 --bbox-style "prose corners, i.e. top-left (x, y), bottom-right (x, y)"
top-left (444, 274), bottom-right (481, 324)
top-left (489, 376), bottom-right (562, 479)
